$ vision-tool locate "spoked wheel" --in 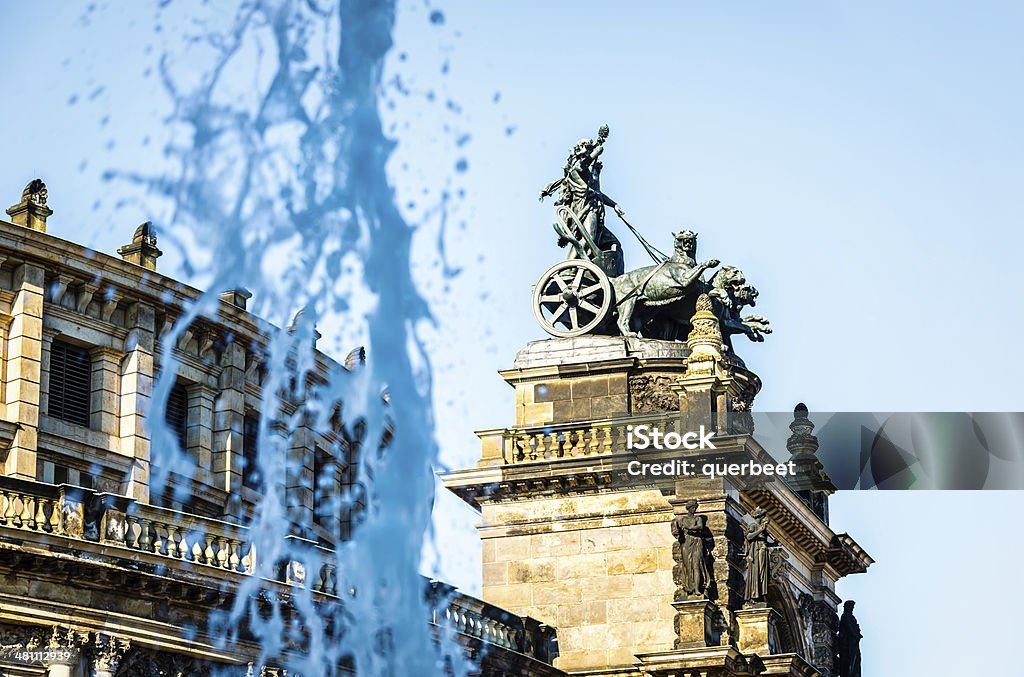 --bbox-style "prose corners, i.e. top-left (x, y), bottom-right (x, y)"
top-left (533, 259), bottom-right (612, 338)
